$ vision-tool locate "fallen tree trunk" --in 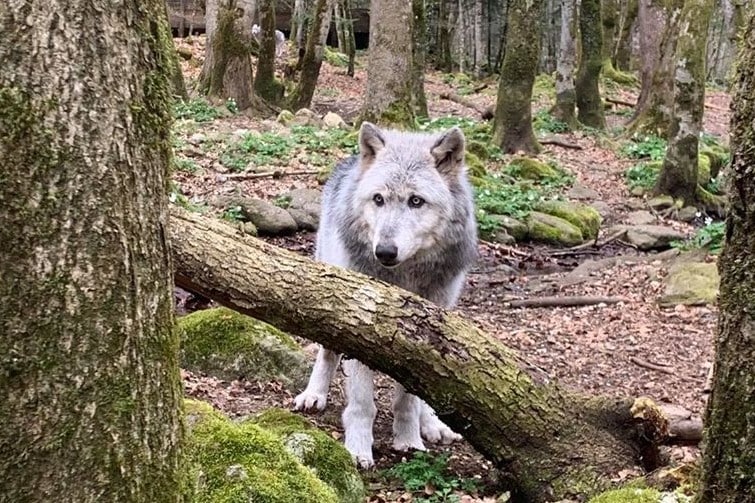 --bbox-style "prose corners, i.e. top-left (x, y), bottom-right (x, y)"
top-left (170, 207), bottom-right (669, 502)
